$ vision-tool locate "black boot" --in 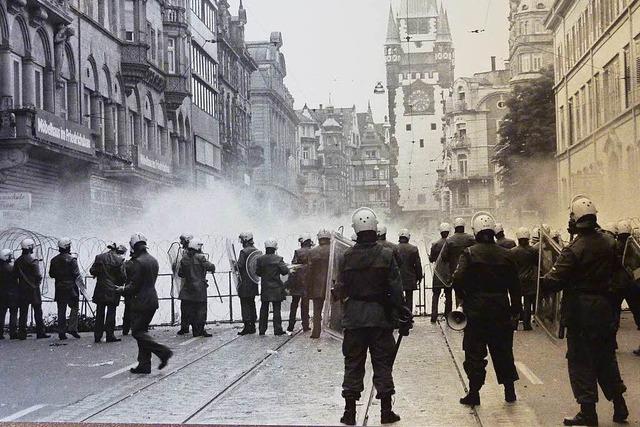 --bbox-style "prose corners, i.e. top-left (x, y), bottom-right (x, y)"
top-left (563, 404), bottom-right (598, 426)
top-left (238, 323), bottom-right (251, 336)
top-left (504, 382), bottom-right (517, 403)
top-left (340, 398), bottom-right (356, 426)
top-left (613, 395), bottom-right (629, 423)
top-left (380, 396), bottom-right (401, 424)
